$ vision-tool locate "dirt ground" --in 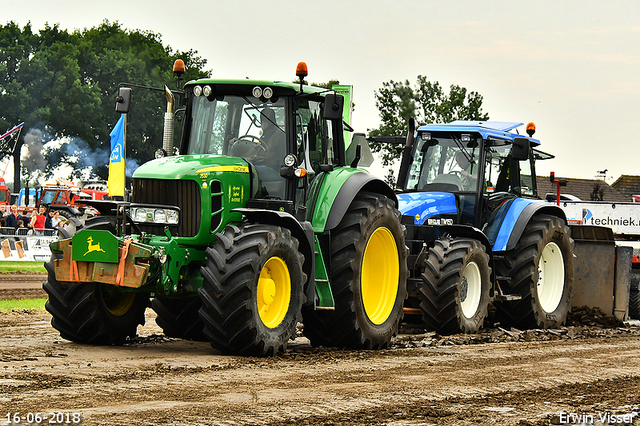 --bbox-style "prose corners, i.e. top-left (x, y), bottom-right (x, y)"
top-left (1, 308), bottom-right (640, 426)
